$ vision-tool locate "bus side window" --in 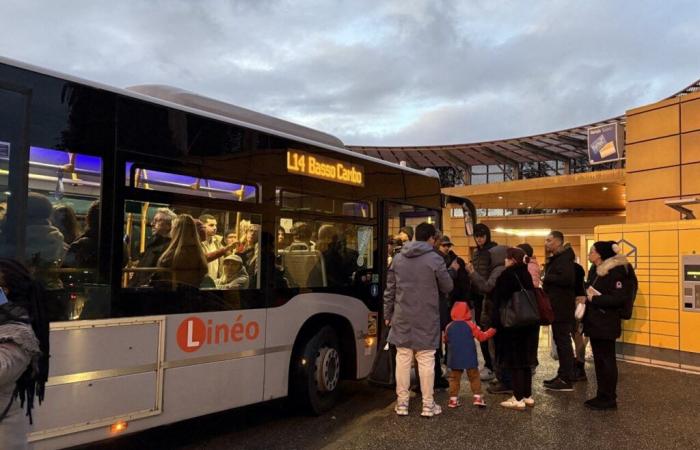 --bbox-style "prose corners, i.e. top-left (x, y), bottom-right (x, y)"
top-left (23, 148), bottom-right (105, 321)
